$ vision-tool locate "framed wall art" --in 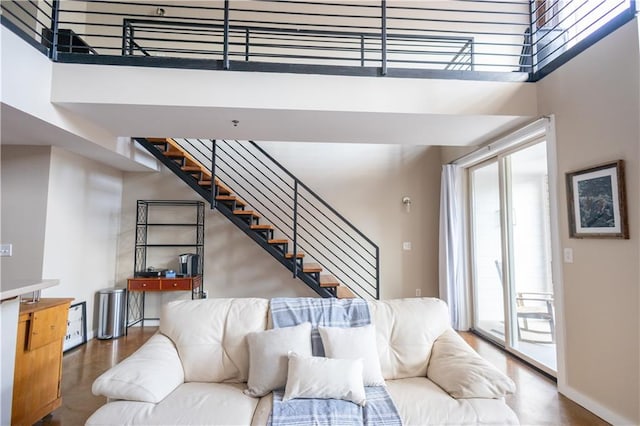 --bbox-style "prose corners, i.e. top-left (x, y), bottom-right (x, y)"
top-left (565, 160), bottom-right (628, 239)
top-left (64, 301), bottom-right (87, 352)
